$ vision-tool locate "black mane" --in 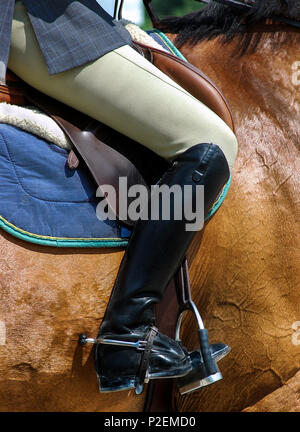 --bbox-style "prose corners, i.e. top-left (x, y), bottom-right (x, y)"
top-left (158, 0), bottom-right (300, 55)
